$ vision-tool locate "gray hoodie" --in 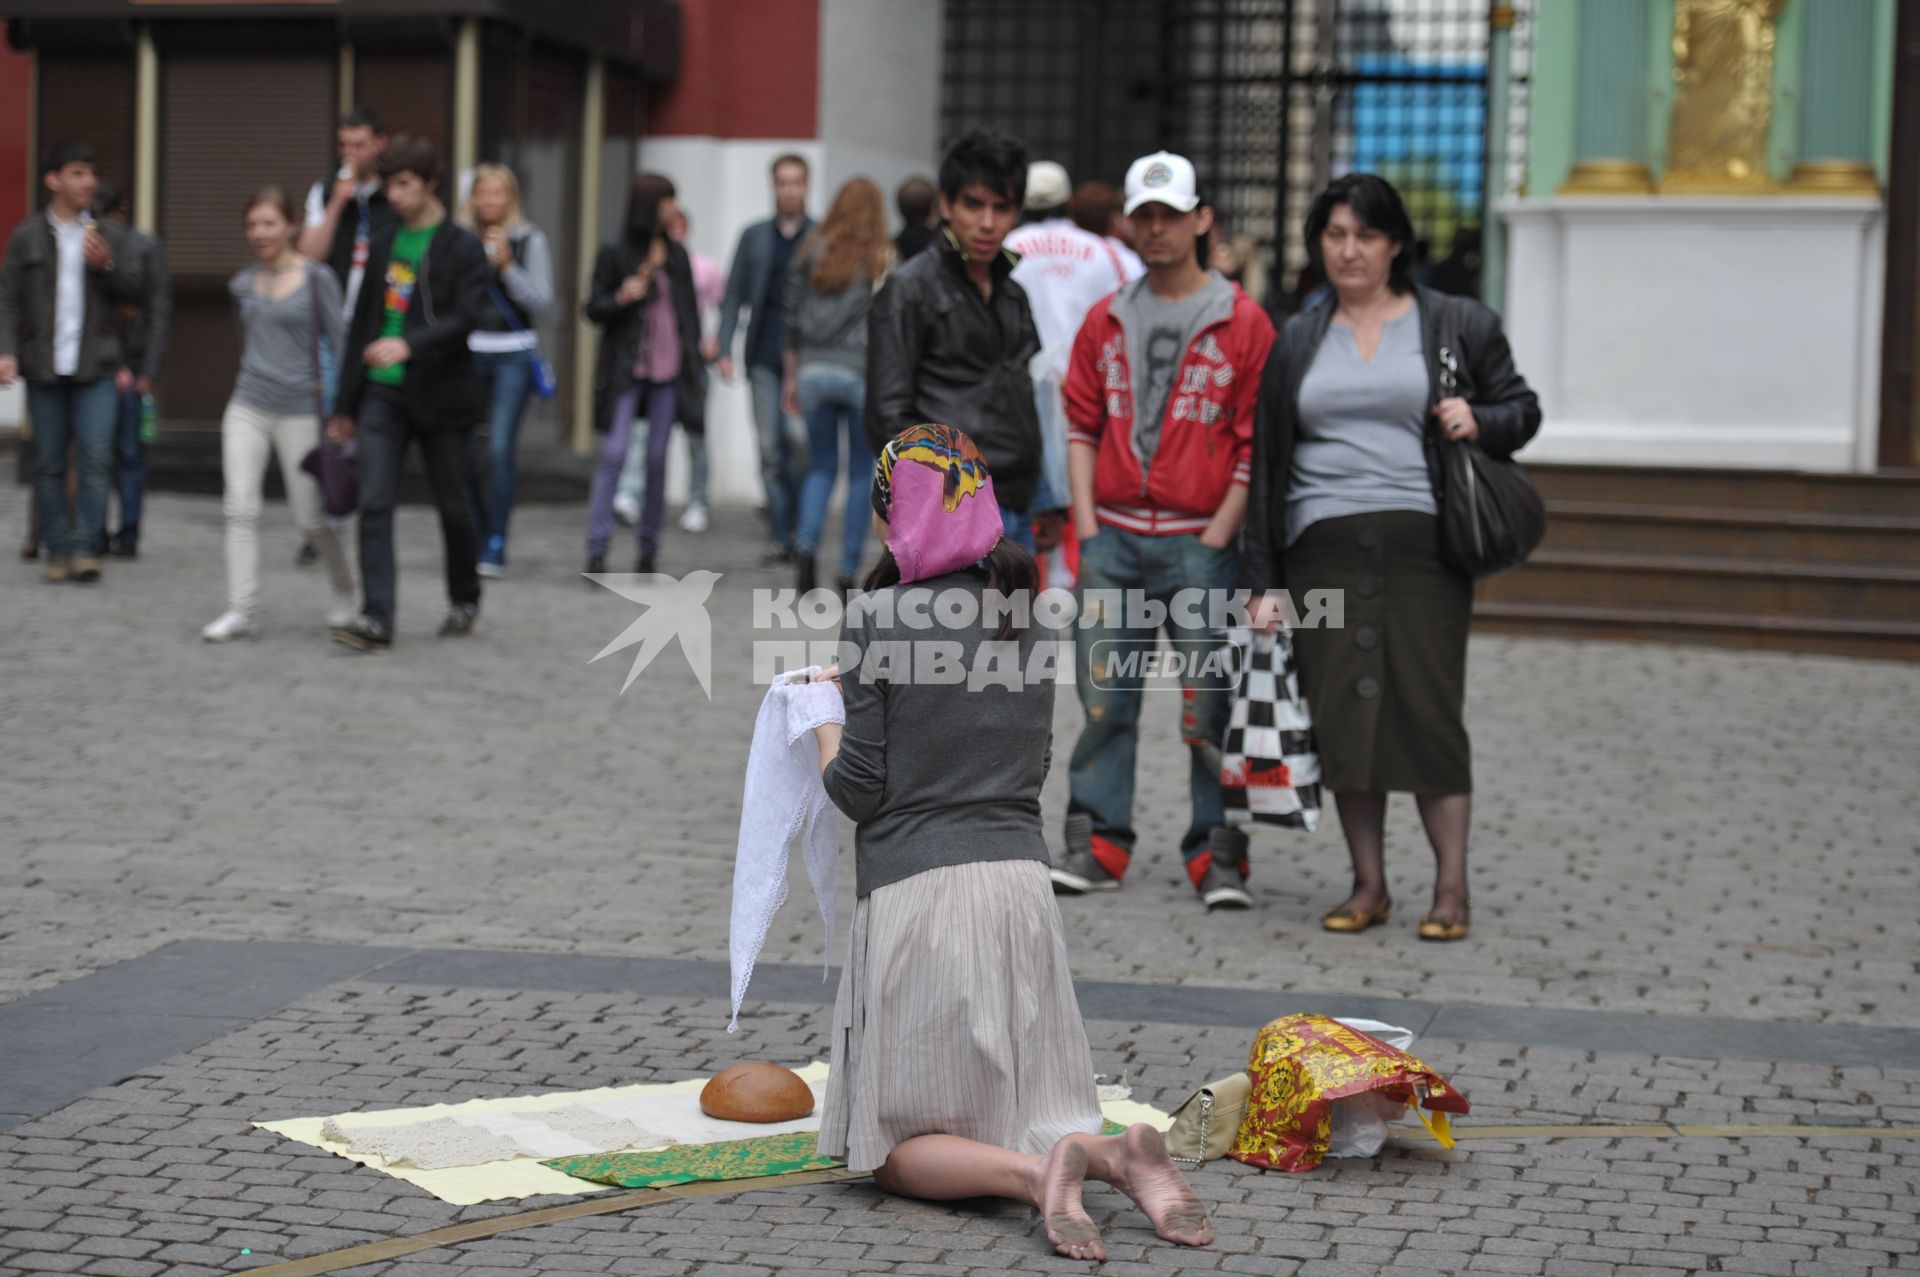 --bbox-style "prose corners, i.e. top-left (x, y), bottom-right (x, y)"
top-left (1106, 269), bottom-right (1238, 475)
